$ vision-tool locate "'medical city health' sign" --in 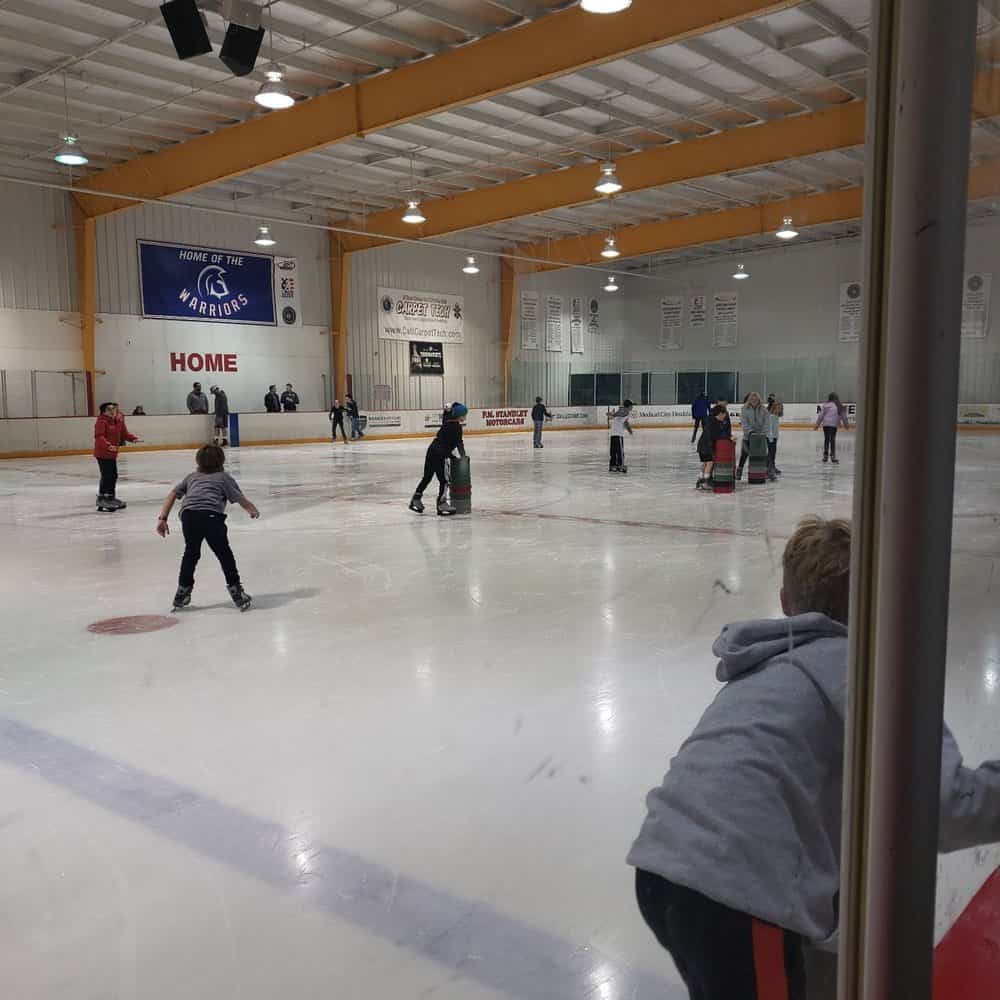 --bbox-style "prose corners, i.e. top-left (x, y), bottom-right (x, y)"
top-left (138, 240), bottom-right (276, 325)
